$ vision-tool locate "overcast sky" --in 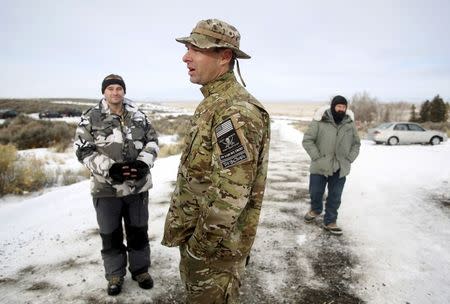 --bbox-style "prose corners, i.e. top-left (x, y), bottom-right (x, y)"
top-left (1, 0), bottom-right (449, 103)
